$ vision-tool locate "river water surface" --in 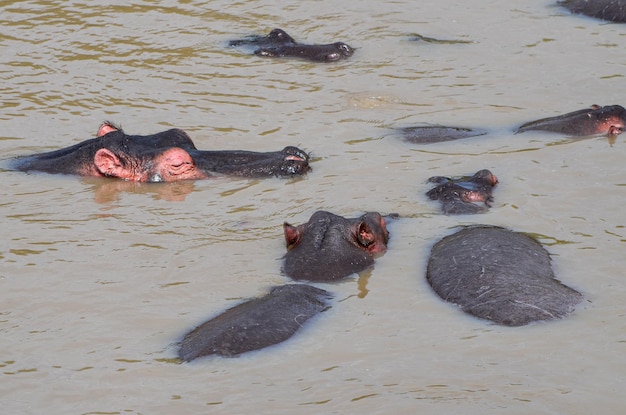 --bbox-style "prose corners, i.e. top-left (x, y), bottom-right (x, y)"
top-left (1, 1), bottom-right (625, 414)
